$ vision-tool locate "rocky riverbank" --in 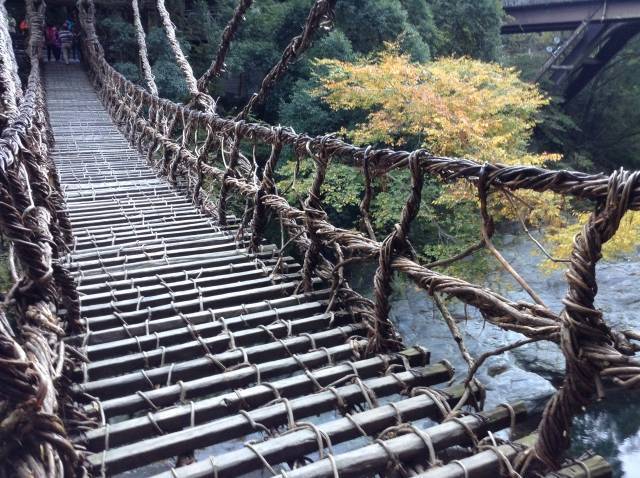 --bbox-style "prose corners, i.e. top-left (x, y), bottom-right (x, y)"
top-left (385, 232), bottom-right (640, 476)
